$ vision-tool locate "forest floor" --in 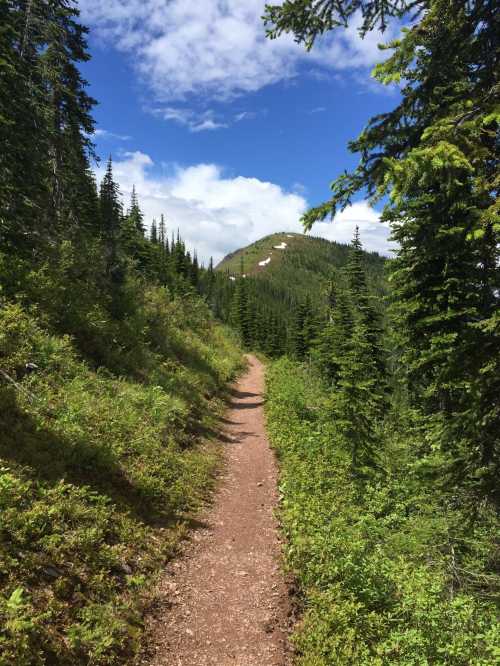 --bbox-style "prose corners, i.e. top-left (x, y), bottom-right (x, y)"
top-left (143, 355), bottom-right (291, 666)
